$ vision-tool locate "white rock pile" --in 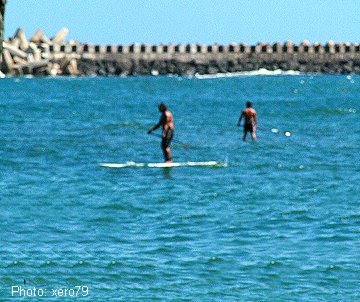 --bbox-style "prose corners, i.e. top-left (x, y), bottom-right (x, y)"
top-left (2, 27), bottom-right (79, 76)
